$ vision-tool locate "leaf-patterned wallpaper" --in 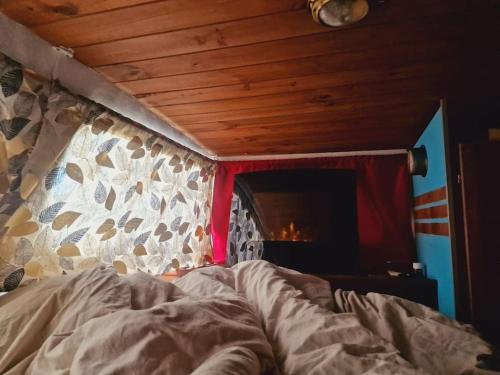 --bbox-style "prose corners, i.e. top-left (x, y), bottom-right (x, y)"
top-left (226, 192), bottom-right (263, 267)
top-left (0, 53), bottom-right (216, 277)
top-left (0, 55), bottom-right (46, 228)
